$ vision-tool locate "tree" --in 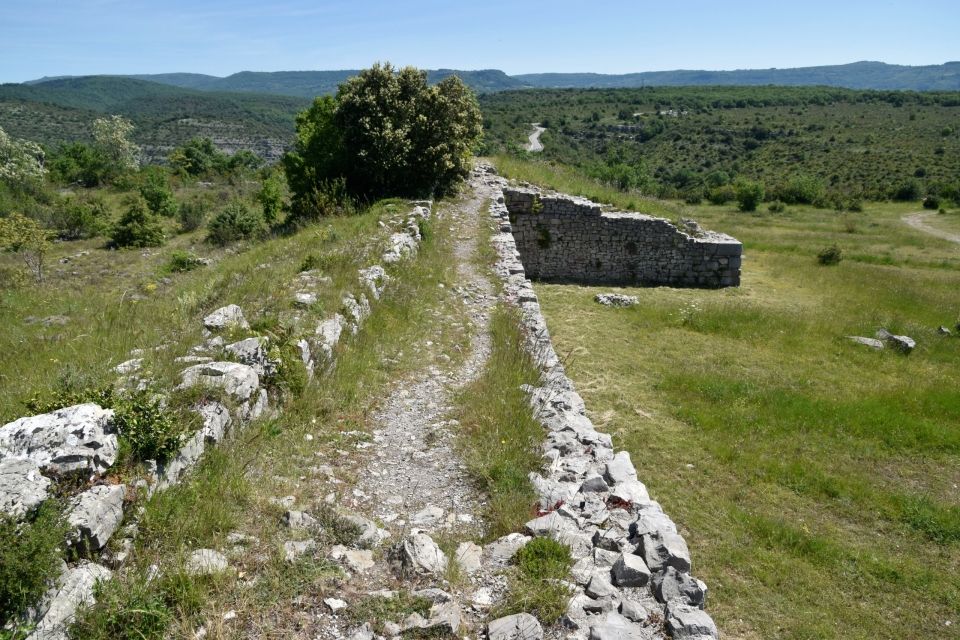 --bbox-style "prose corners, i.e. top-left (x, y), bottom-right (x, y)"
top-left (110, 196), bottom-right (164, 248)
top-left (256, 170), bottom-right (285, 224)
top-left (0, 126), bottom-right (46, 186)
top-left (93, 115), bottom-right (140, 179)
top-left (138, 171), bottom-right (177, 217)
top-left (283, 63), bottom-right (483, 220)
top-left (0, 212), bottom-right (53, 282)
top-left (47, 142), bottom-right (108, 187)
top-left (168, 137), bottom-right (221, 177)
top-left (734, 178), bottom-right (765, 212)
